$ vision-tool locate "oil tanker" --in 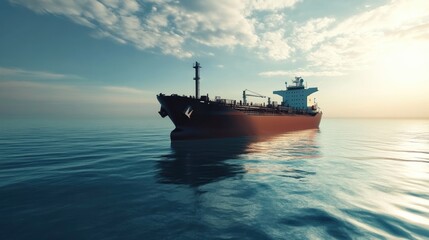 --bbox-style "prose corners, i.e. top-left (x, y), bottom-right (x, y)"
top-left (157, 62), bottom-right (322, 140)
